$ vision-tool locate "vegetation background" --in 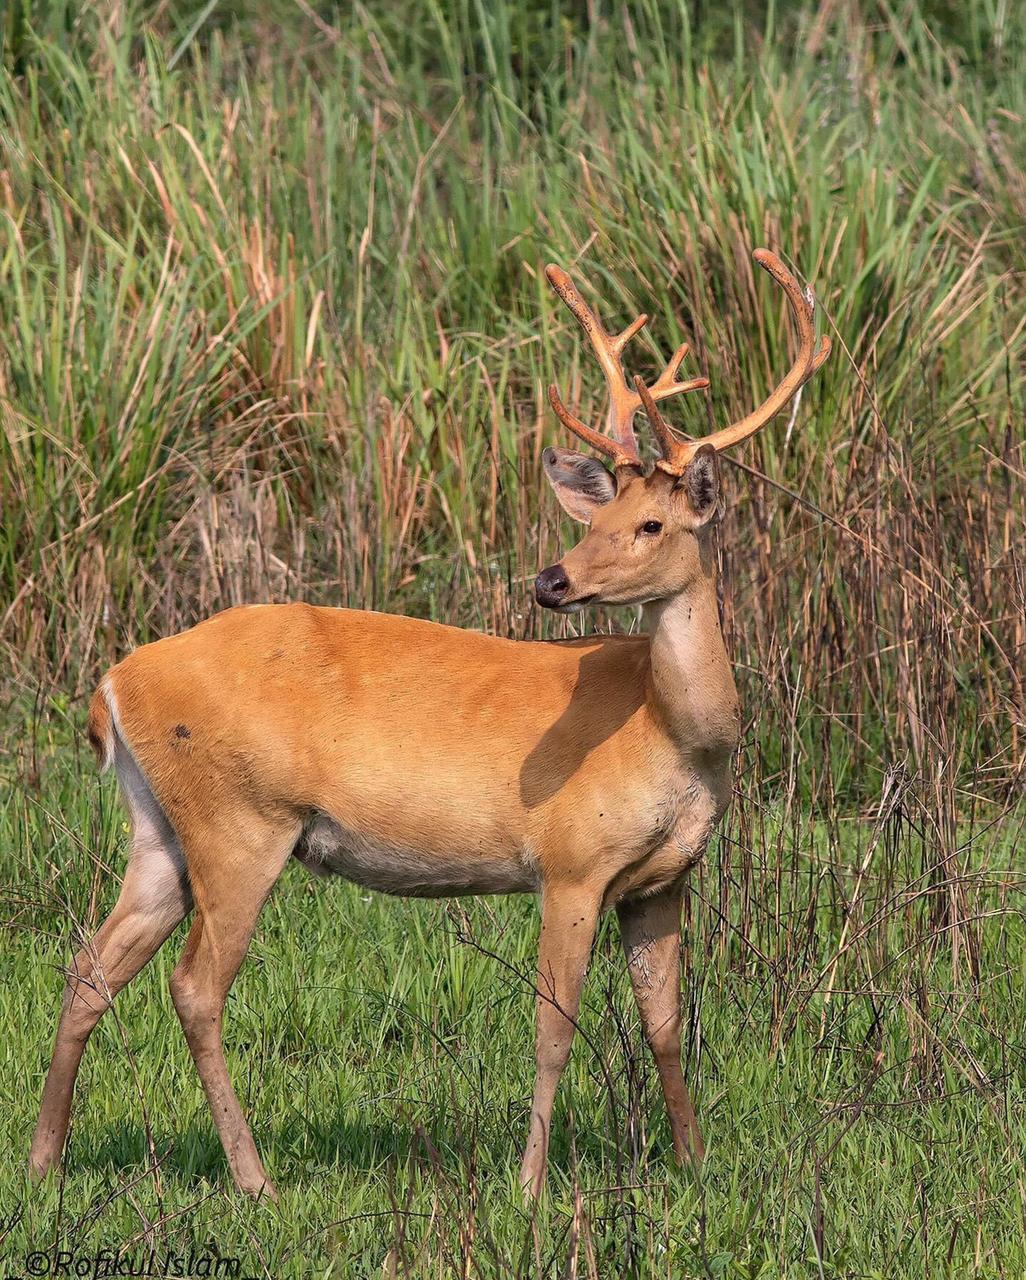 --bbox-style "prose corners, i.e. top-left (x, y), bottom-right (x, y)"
top-left (1, 0), bottom-right (1024, 1275)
